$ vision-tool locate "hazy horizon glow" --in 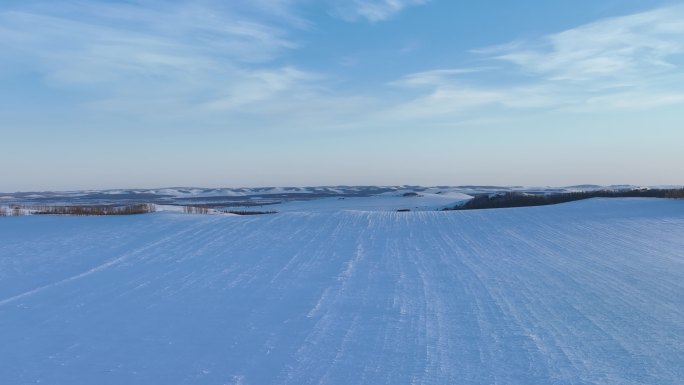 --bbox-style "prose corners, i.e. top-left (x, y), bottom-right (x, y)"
top-left (2, 0), bottom-right (683, 191)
